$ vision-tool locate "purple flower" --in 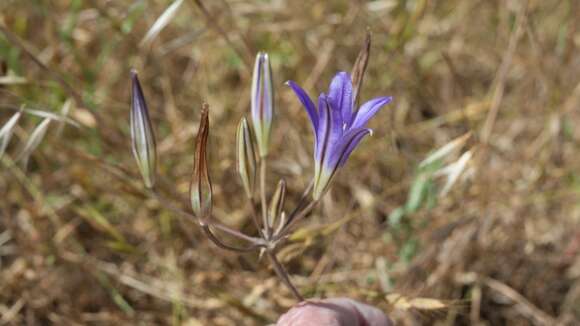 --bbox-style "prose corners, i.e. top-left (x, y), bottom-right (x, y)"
top-left (287, 72), bottom-right (392, 199)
